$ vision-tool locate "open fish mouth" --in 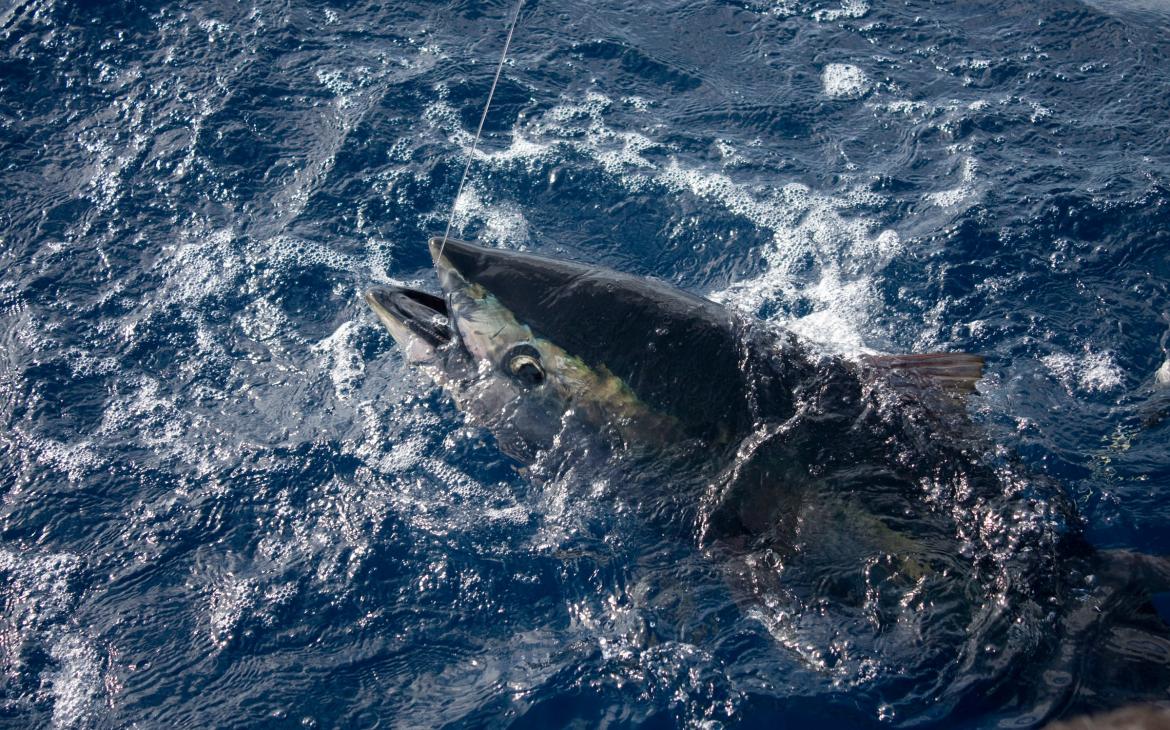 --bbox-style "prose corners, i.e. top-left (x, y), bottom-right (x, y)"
top-left (363, 286), bottom-right (452, 361)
